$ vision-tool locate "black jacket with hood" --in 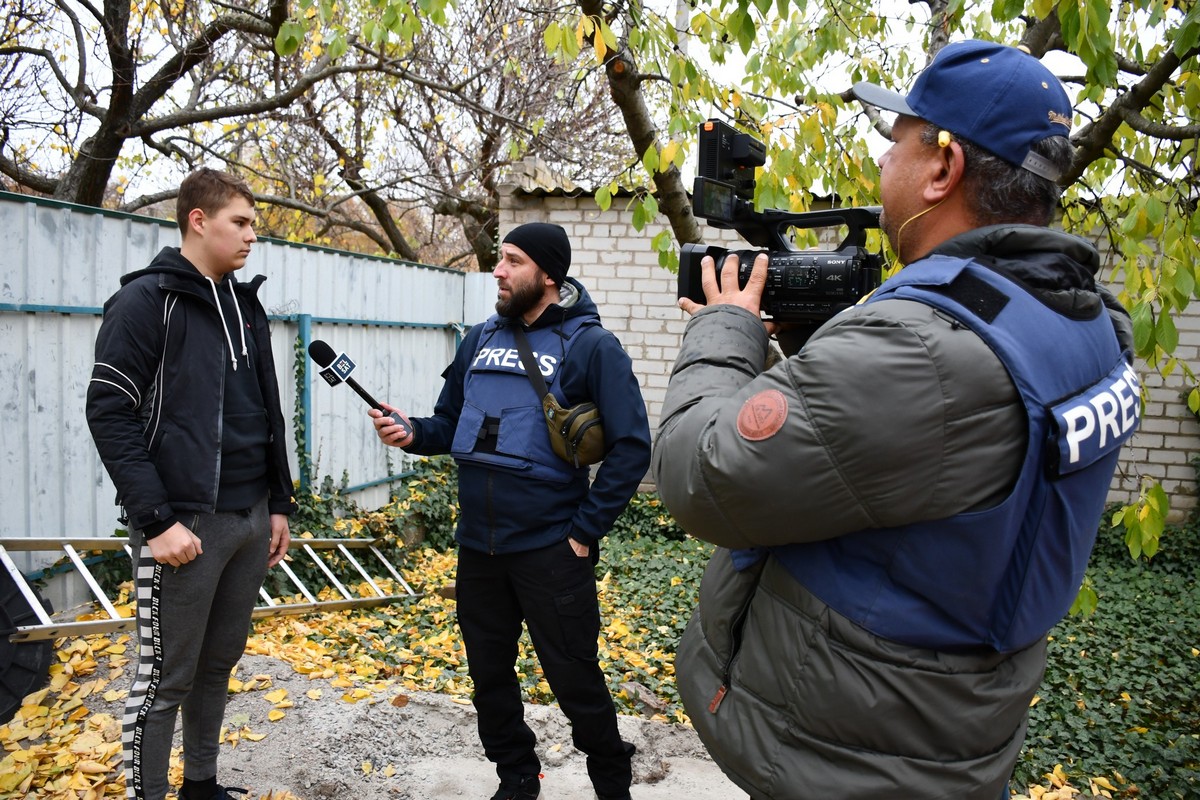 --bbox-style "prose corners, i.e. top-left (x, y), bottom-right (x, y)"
top-left (86, 247), bottom-right (296, 534)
